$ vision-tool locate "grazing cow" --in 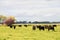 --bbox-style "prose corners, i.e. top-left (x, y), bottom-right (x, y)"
top-left (36, 25), bottom-right (45, 31)
top-left (36, 25), bottom-right (40, 28)
top-left (48, 25), bottom-right (54, 31)
top-left (24, 25), bottom-right (27, 27)
top-left (47, 25), bottom-right (57, 31)
top-left (39, 25), bottom-right (44, 31)
top-left (32, 25), bottom-right (36, 30)
top-left (18, 25), bottom-right (22, 27)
